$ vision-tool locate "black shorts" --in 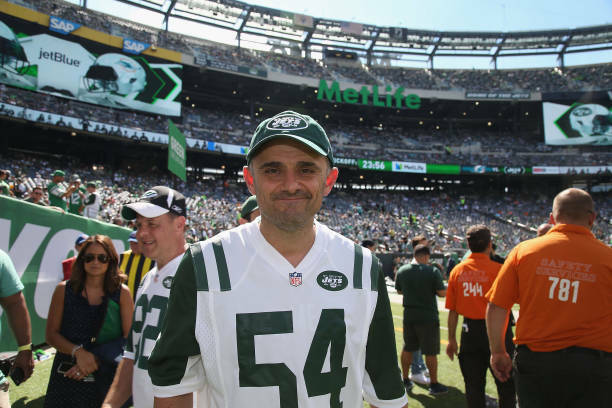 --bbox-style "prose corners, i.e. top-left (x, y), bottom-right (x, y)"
top-left (403, 318), bottom-right (440, 355)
